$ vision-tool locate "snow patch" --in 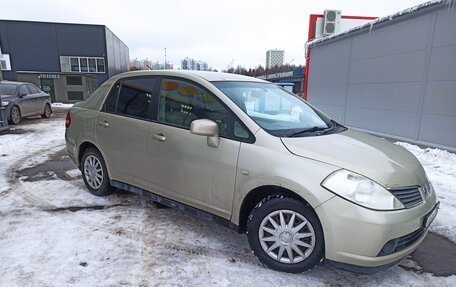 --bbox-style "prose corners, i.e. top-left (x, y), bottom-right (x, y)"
top-left (51, 102), bottom-right (74, 108)
top-left (396, 142), bottom-right (456, 243)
